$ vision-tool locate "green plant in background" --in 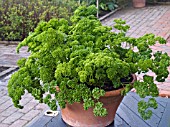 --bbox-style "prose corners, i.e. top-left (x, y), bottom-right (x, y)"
top-left (75, 0), bottom-right (96, 5)
top-left (147, 0), bottom-right (156, 4)
top-left (8, 5), bottom-right (170, 120)
top-left (77, 0), bottom-right (118, 11)
top-left (0, 0), bottom-right (80, 41)
top-left (99, 0), bottom-right (118, 11)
